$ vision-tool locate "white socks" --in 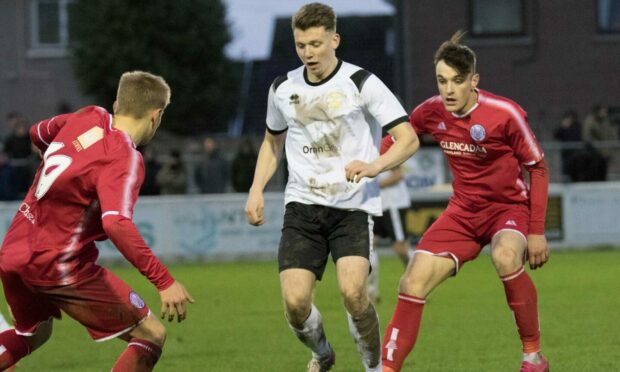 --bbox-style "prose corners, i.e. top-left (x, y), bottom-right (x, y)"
top-left (347, 304), bottom-right (382, 371)
top-left (288, 304), bottom-right (331, 359)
